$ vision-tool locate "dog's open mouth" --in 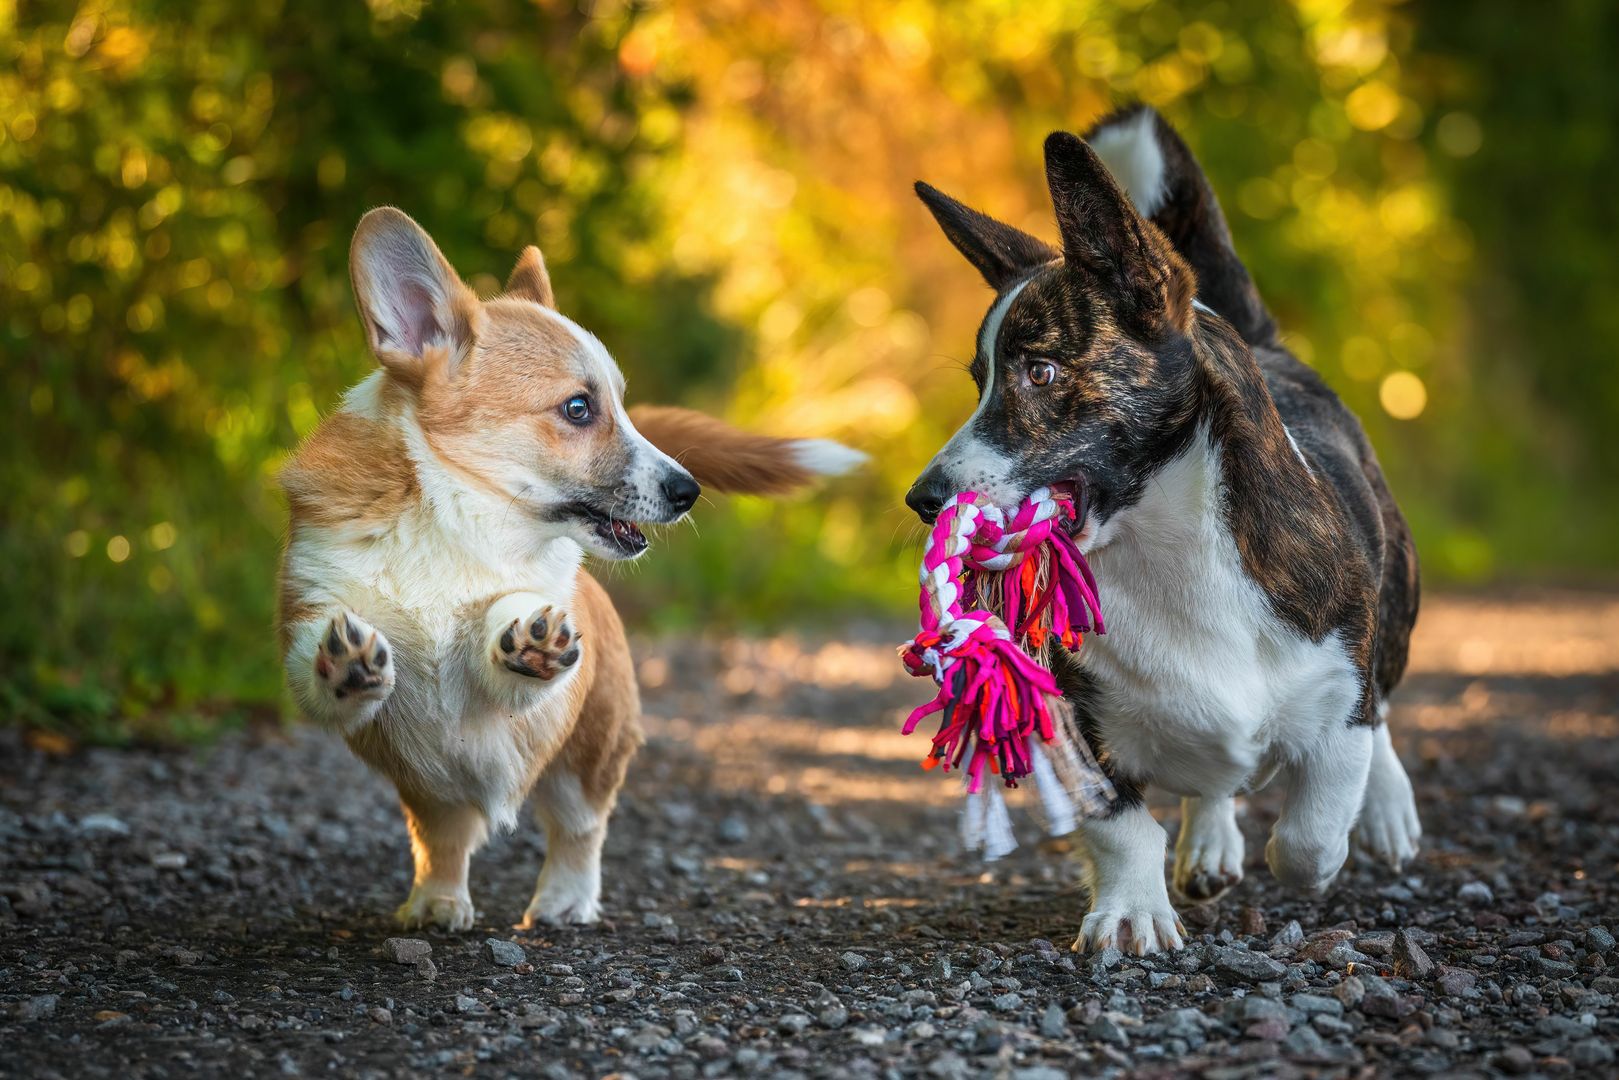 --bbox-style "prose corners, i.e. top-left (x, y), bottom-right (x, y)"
top-left (564, 502), bottom-right (649, 557)
top-left (1047, 480), bottom-right (1090, 538)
